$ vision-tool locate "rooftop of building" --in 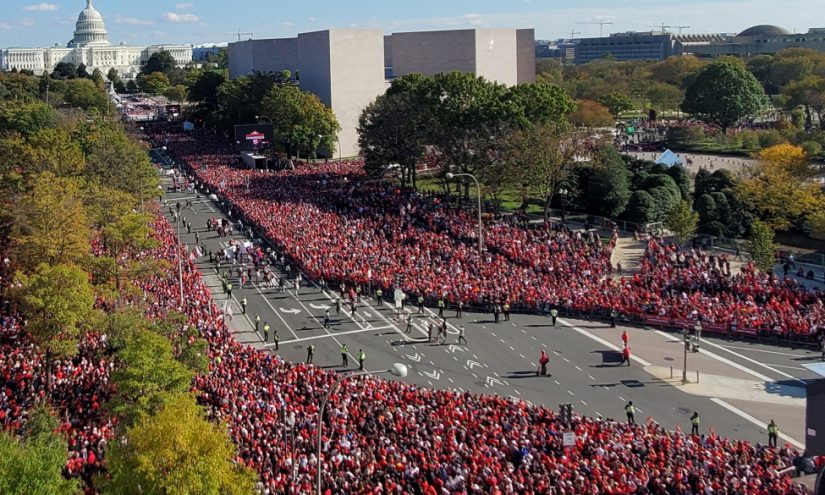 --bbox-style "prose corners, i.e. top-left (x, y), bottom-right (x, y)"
top-left (737, 25), bottom-right (792, 37)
